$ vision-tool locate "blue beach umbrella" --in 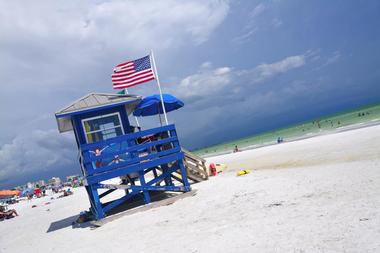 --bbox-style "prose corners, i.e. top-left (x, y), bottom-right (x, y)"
top-left (133, 94), bottom-right (184, 117)
top-left (21, 188), bottom-right (33, 197)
